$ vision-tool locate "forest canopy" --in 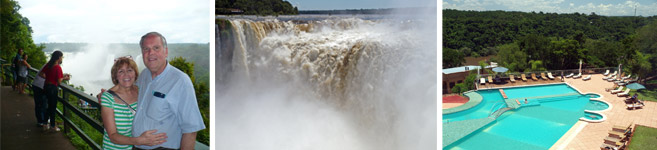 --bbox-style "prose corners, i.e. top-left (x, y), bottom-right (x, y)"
top-left (216, 0), bottom-right (298, 15)
top-left (443, 9), bottom-right (656, 83)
